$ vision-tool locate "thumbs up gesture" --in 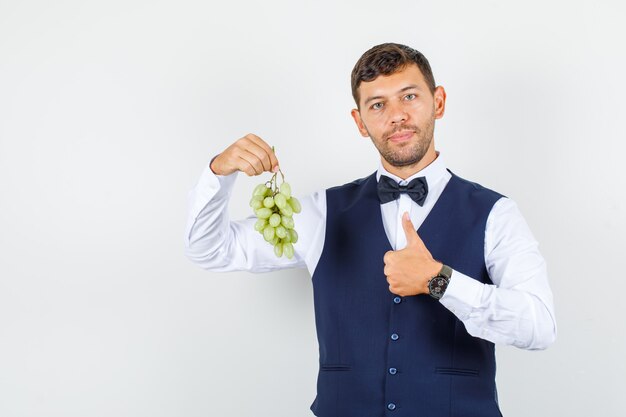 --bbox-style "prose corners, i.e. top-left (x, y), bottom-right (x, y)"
top-left (383, 212), bottom-right (443, 296)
